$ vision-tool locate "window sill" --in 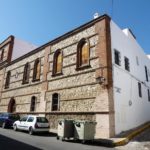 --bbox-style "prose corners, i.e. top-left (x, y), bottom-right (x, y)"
top-left (4, 86), bottom-right (9, 89)
top-left (115, 63), bottom-right (121, 66)
top-left (52, 72), bottom-right (63, 77)
top-left (51, 110), bottom-right (60, 112)
top-left (32, 79), bottom-right (40, 82)
top-left (76, 65), bottom-right (91, 71)
top-left (125, 69), bottom-right (130, 72)
top-left (22, 81), bottom-right (29, 85)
